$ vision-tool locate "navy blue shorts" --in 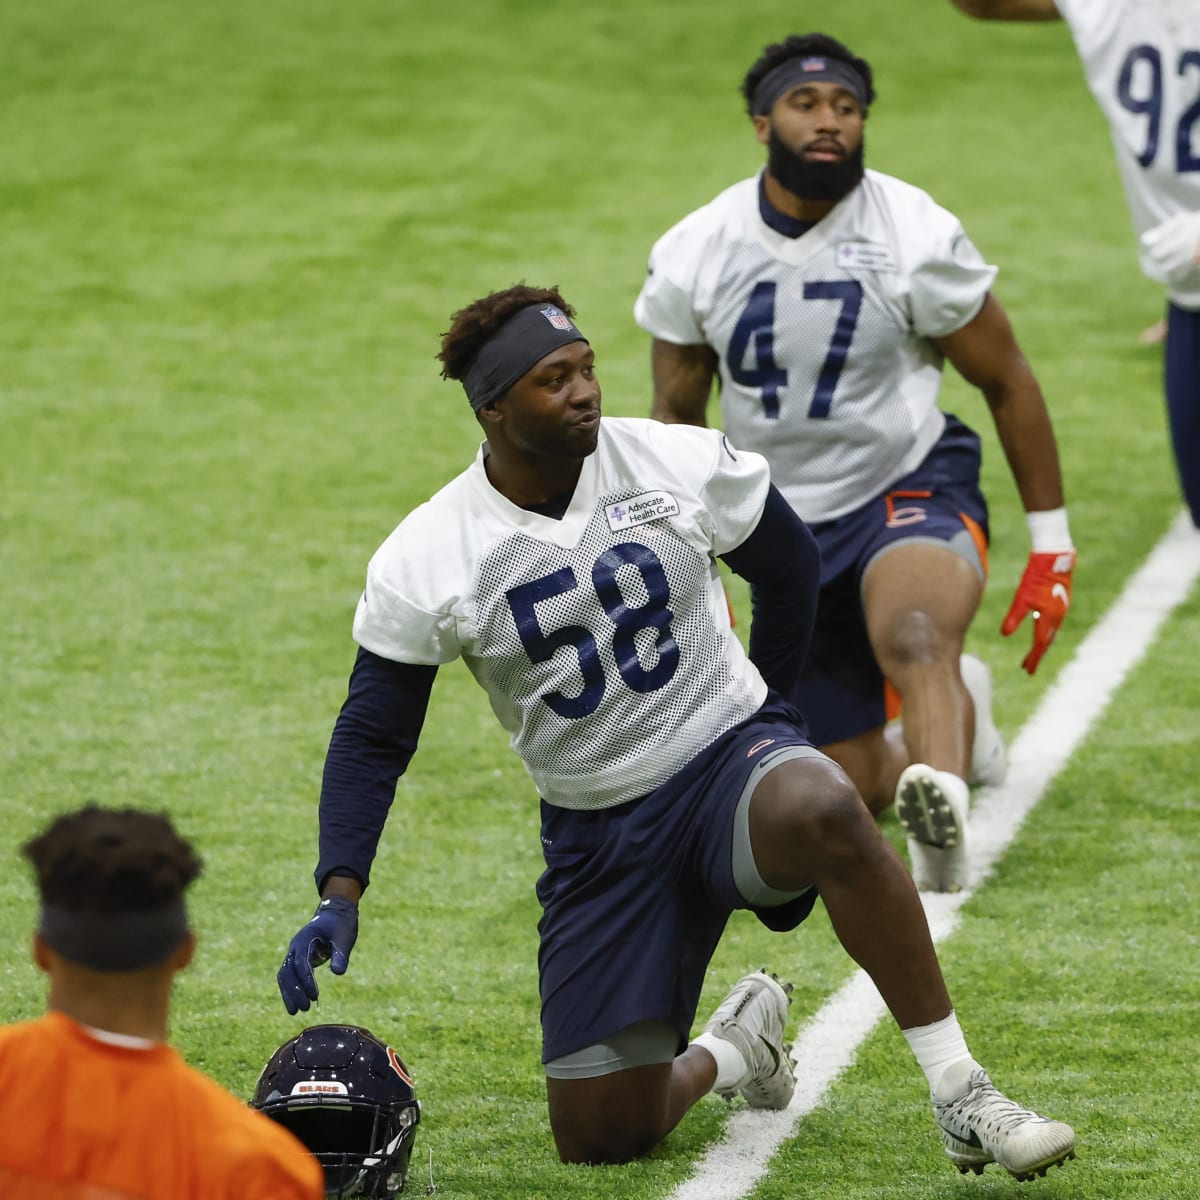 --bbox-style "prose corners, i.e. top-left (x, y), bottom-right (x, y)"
top-left (536, 697), bottom-right (820, 1063)
top-left (789, 414), bottom-right (990, 747)
top-left (1165, 302), bottom-right (1200, 526)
